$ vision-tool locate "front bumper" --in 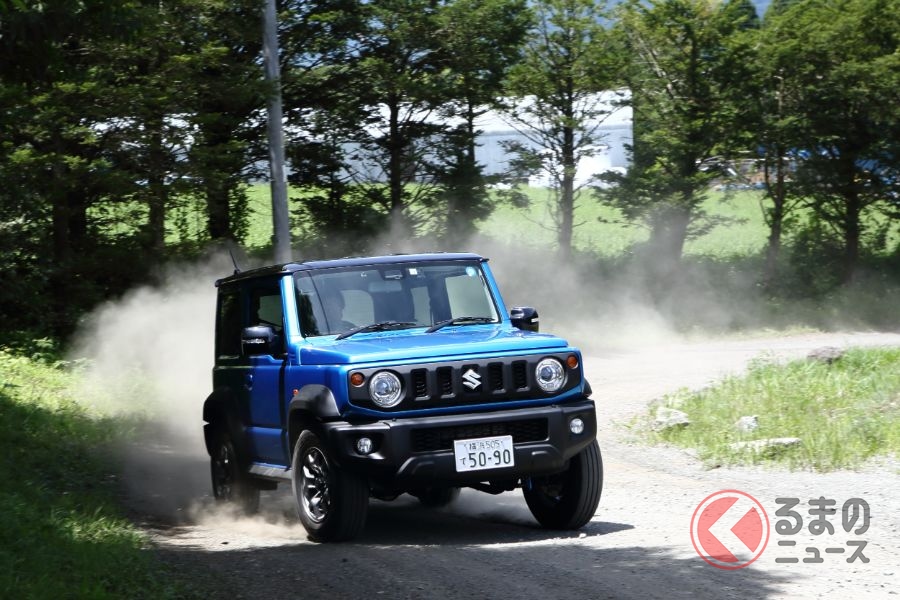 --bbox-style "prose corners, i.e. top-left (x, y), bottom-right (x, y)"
top-left (321, 400), bottom-right (597, 487)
